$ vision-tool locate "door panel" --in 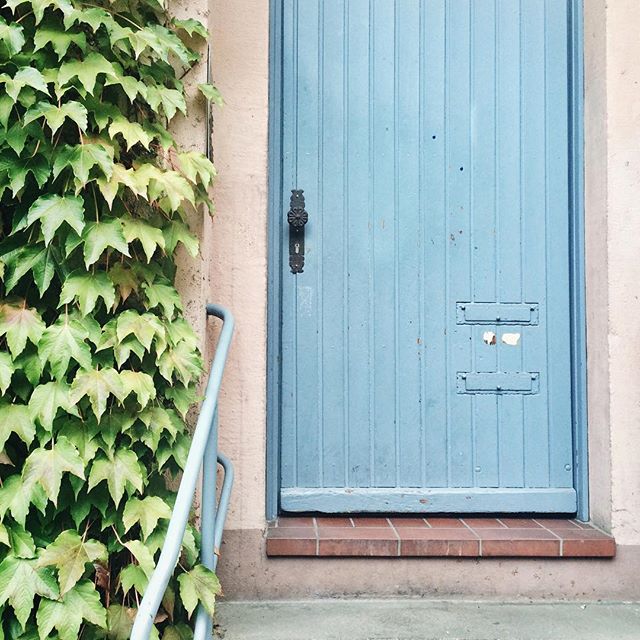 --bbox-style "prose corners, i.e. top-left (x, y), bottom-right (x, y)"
top-left (277, 0), bottom-right (577, 514)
